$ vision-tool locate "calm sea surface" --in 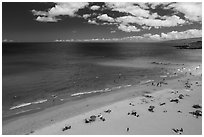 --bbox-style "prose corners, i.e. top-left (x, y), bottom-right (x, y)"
top-left (2, 42), bottom-right (201, 120)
